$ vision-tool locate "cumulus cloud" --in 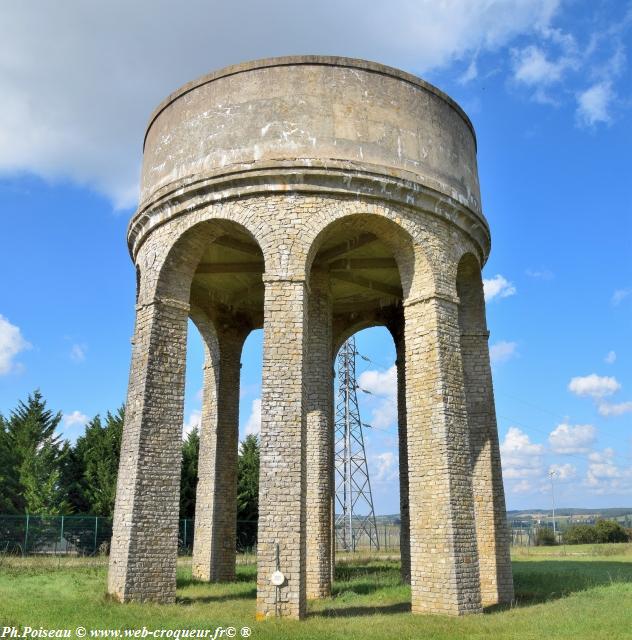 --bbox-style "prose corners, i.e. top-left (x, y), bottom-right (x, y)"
top-left (244, 398), bottom-right (261, 436)
top-left (183, 409), bottom-right (201, 437)
top-left (598, 401), bottom-right (632, 417)
top-left (576, 81), bottom-right (614, 127)
top-left (372, 451), bottom-right (398, 483)
top-left (568, 374), bottom-right (620, 399)
top-left (500, 426), bottom-right (544, 479)
top-left (483, 275), bottom-right (516, 302)
top-left (63, 410), bottom-right (90, 427)
top-left (549, 462), bottom-right (577, 481)
top-left (0, 1), bottom-right (562, 207)
top-left (585, 448), bottom-right (632, 494)
top-left (490, 340), bottom-right (518, 364)
top-left (358, 365), bottom-right (397, 398)
top-left (512, 44), bottom-right (574, 86)
top-left (0, 314), bottom-right (31, 375)
top-left (548, 422), bottom-right (596, 454)
top-left (358, 365), bottom-right (398, 430)
top-left (604, 350), bottom-right (617, 365)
